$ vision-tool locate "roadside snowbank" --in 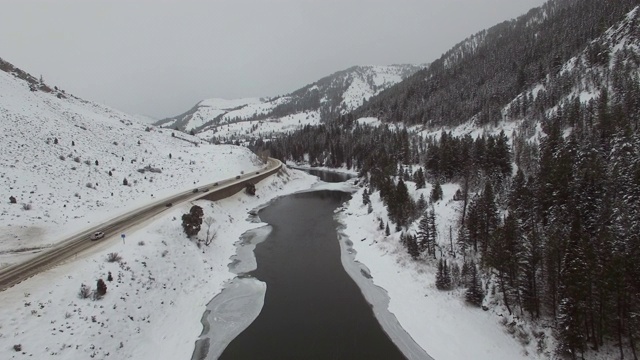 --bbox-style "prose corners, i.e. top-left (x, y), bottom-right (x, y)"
top-left (0, 167), bottom-right (317, 360)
